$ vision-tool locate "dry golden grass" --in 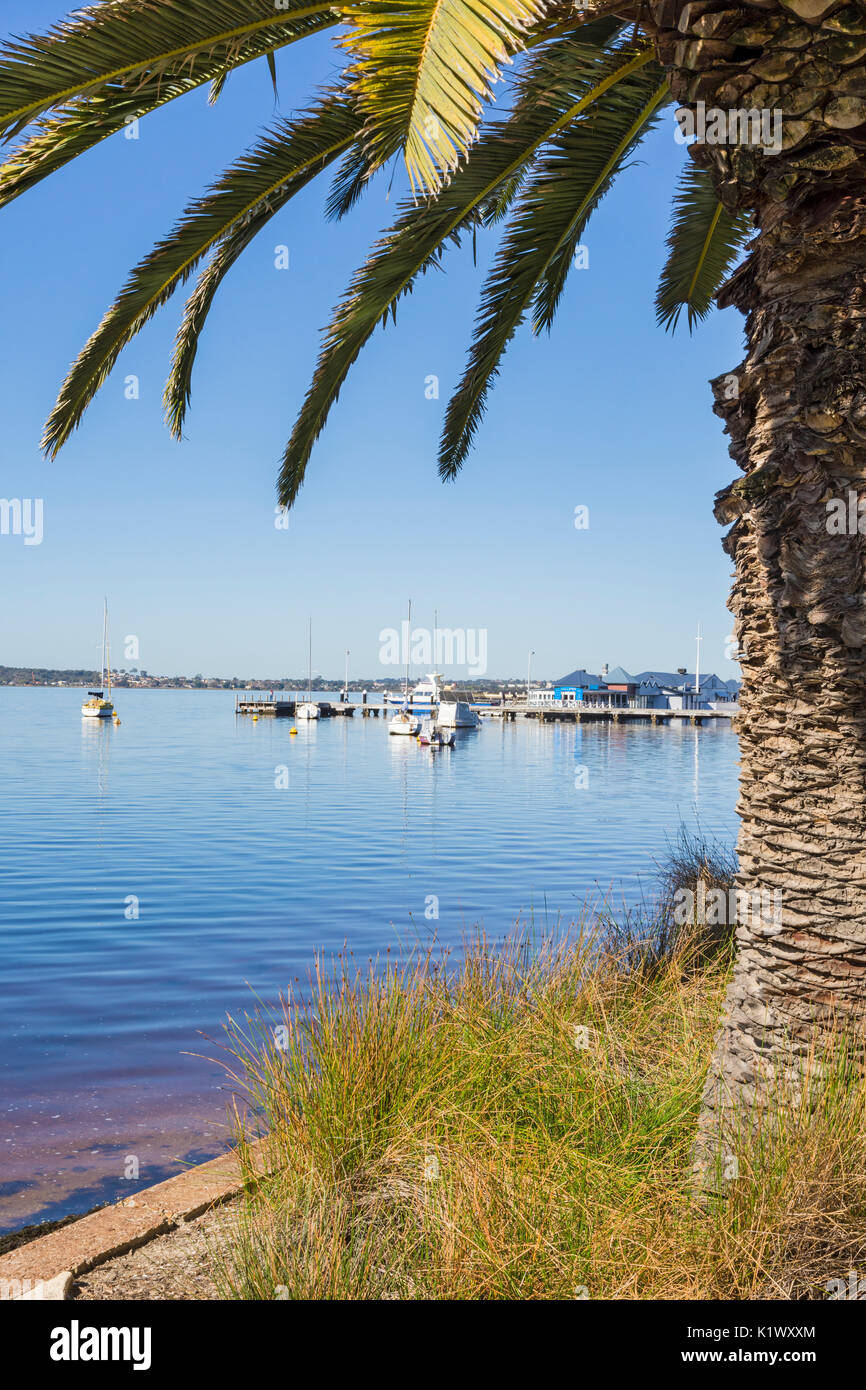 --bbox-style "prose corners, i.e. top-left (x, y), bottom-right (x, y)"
top-left (210, 916), bottom-right (866, 1301)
